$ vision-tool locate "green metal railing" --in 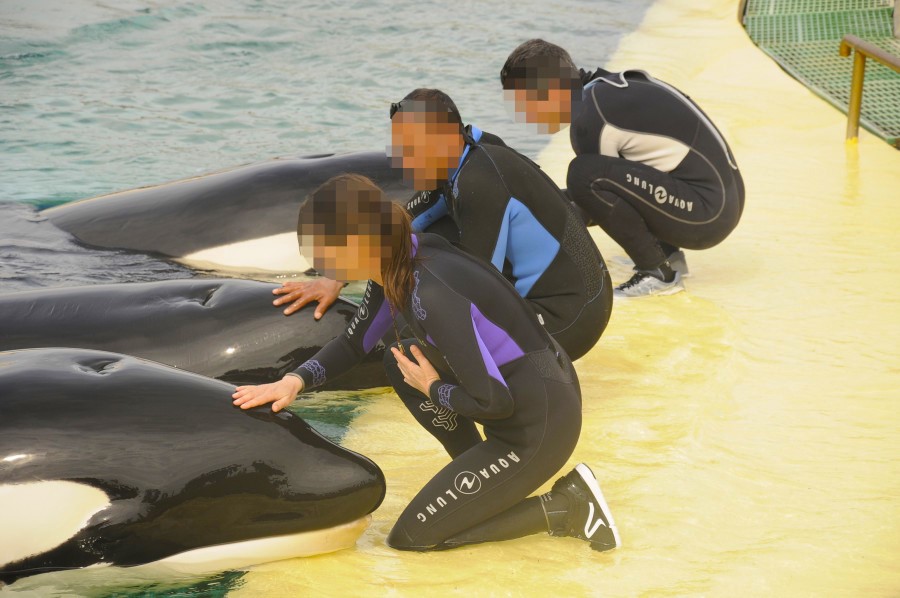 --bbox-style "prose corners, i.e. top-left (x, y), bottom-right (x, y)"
top-left (741, 0), bottom-right (900, 148)
top-left (839, 33), bottom-right (900, 141)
